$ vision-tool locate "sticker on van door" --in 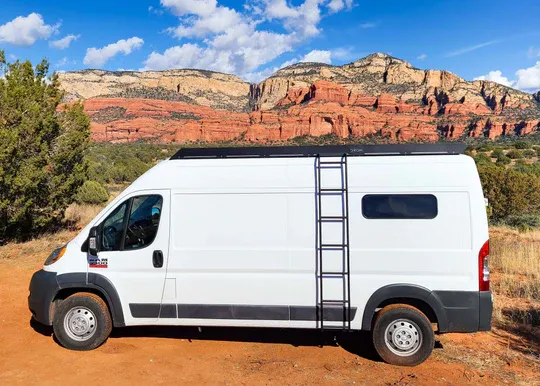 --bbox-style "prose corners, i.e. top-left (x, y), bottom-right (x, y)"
top-left (89, 257), bottom-right (108, 268)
